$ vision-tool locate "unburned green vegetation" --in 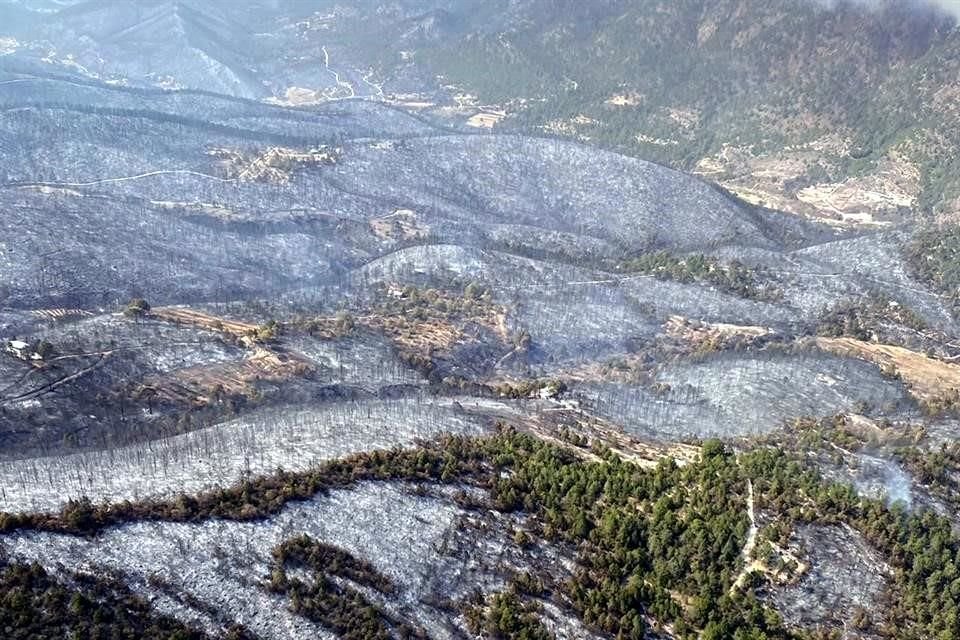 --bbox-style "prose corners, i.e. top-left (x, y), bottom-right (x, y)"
top-left (615, 251), bottom-right (782, 302)
top-left (906, 226), bottom-right (960, 315)
top-left (2, 426), bottom-right (960, 638)
top-left (465, 581), bottom-right (552, 640)
top-left (267, 535), bottom-right (421, 640)
top-left (0, 562), bottom-right (248, 640)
